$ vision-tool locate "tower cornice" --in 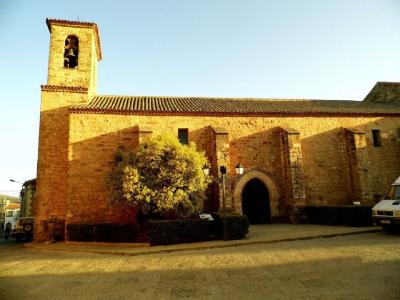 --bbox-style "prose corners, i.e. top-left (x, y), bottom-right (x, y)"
top-left (41, 85), bottom-right (88, 93)
top-left (46, 18), bottom-right (102, 61)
